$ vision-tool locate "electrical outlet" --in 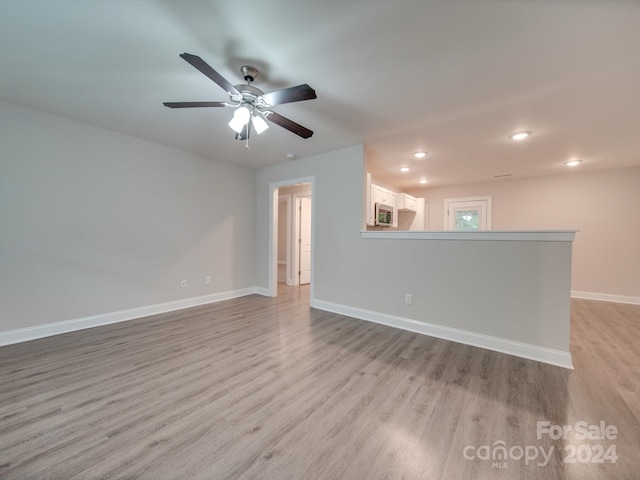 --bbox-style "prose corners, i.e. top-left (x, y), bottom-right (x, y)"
top-left (205, 276), bottom-right (212, 285)
top-left (180, 279), bottom-right (187, 288)
top-left (404, 293), bottom-right (412, 305)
